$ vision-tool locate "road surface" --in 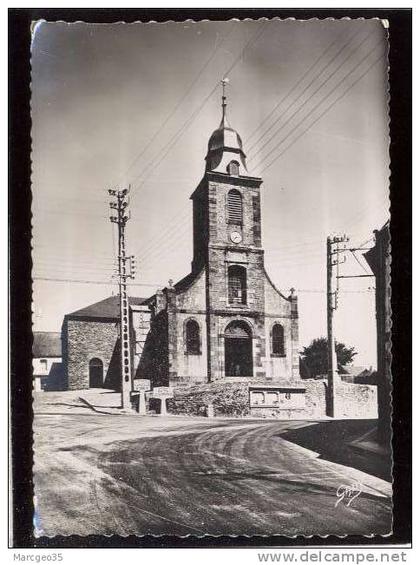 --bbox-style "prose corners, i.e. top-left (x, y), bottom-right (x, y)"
top-left (33, 411), bottom-right (392, 537)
